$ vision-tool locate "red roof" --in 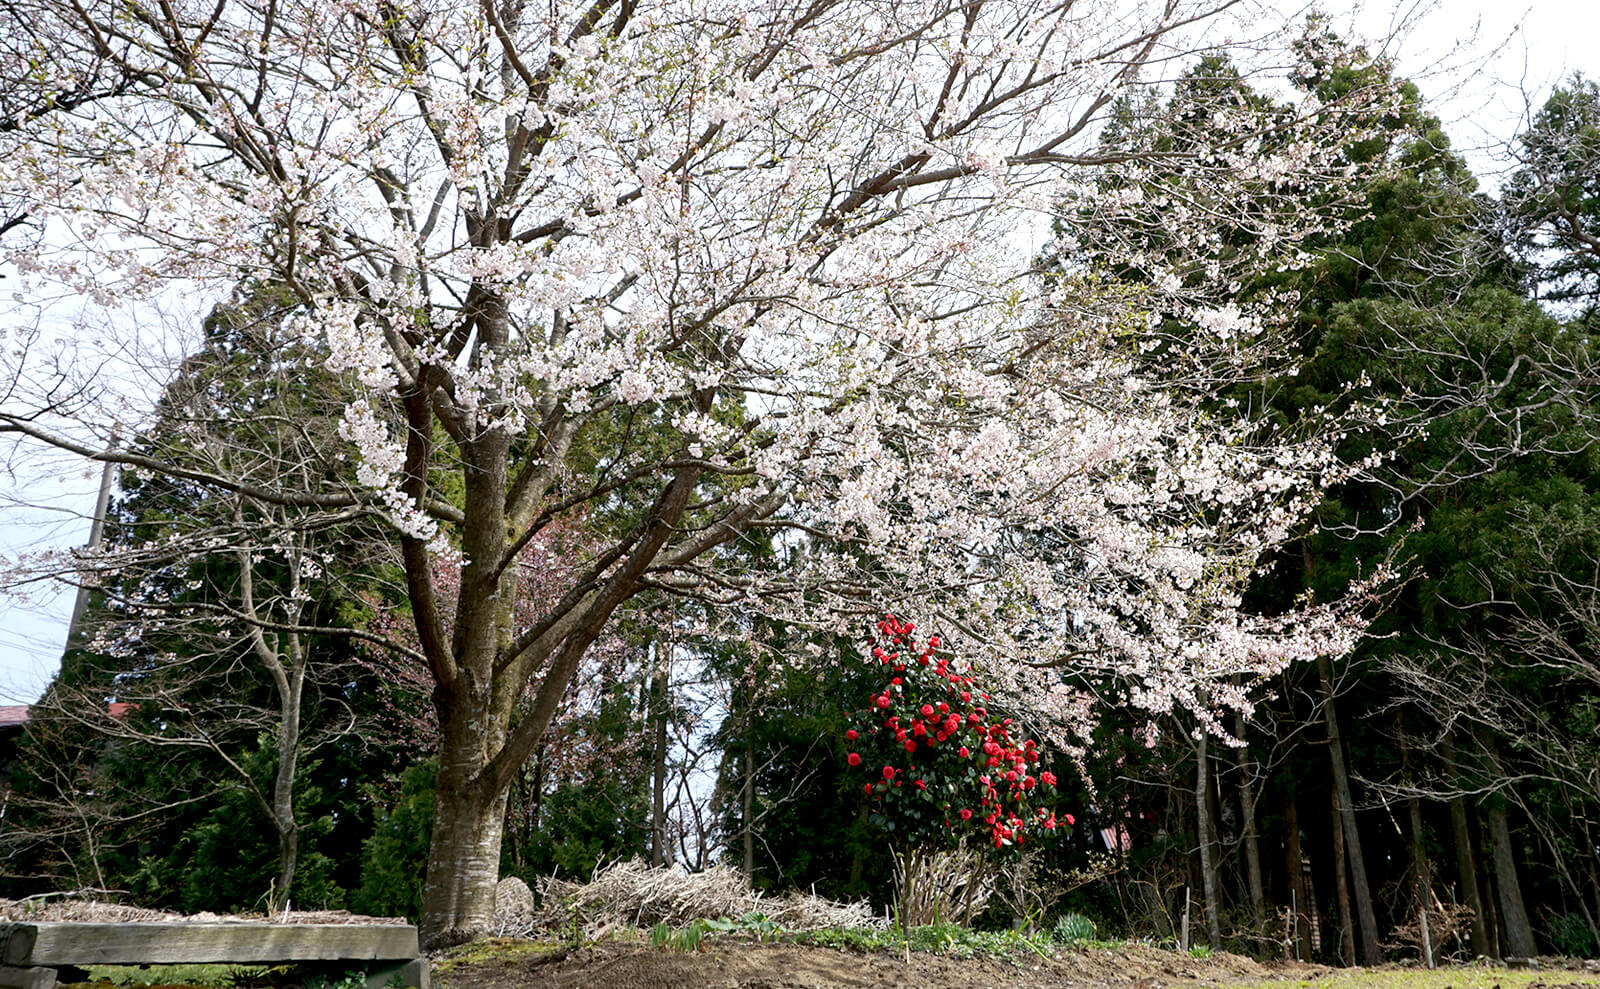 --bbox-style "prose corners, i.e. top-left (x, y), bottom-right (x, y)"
top-left (0, 703), bottom-right (132, 728)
